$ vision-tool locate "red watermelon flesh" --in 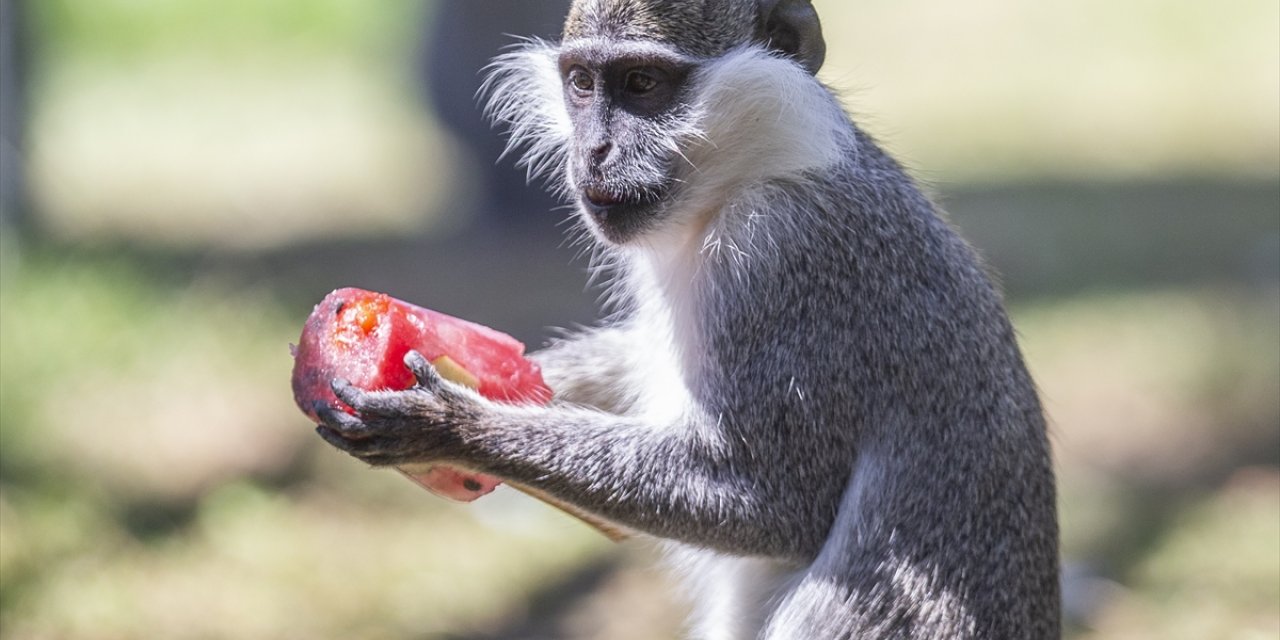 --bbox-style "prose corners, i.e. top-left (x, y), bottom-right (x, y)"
top-left (292, 287), bottom-right (553, 501)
